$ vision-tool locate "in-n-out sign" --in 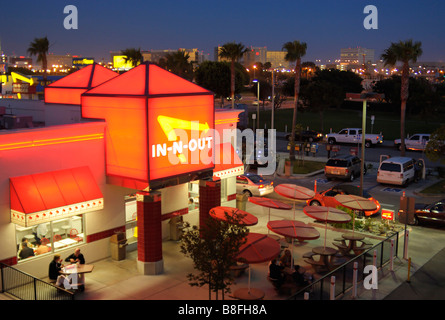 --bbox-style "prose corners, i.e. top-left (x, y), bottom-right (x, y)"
top-left (152, 115), bottom-right (213, 164)
top-left (81, 62), bottom-right (215, 186)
